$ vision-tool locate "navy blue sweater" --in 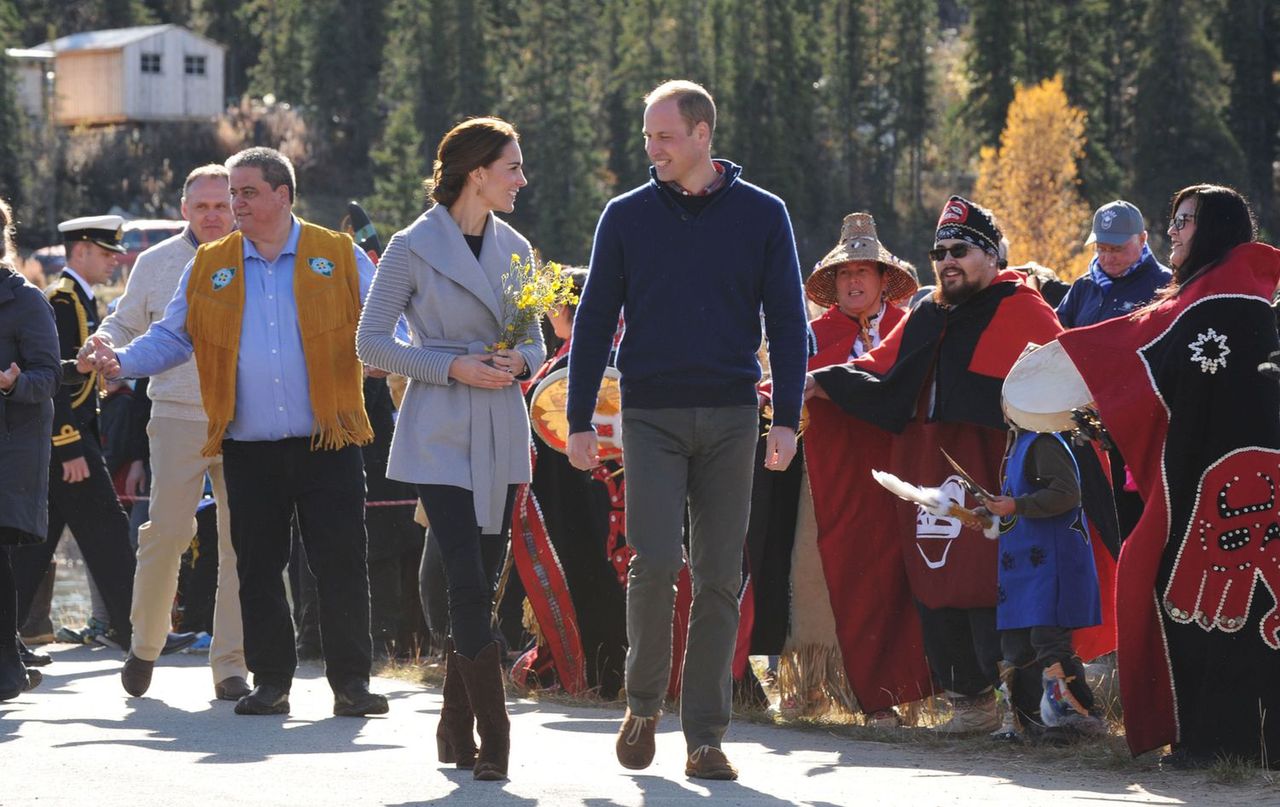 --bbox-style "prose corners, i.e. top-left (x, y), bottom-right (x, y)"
top-left (566, 161), bottom-right (808, 433)
top-left (1056, 251), bottom-right (1171, 328)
